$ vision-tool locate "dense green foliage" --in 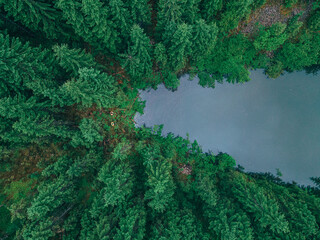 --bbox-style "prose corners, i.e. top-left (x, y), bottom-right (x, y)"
top-left (0, 0), bottom-right (320, 239)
